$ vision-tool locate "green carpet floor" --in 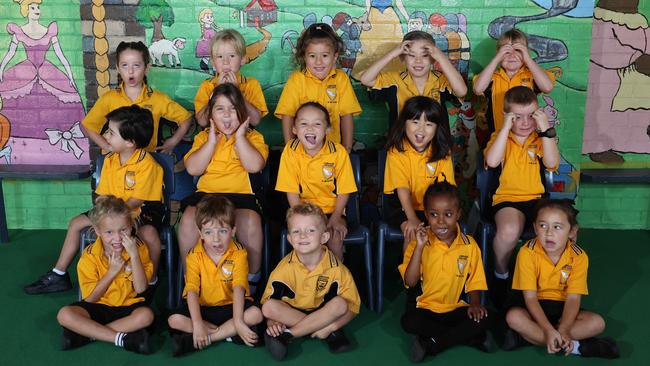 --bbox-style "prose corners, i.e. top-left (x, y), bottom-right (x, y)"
top-left (1, 229), bottom-right (648, 365)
